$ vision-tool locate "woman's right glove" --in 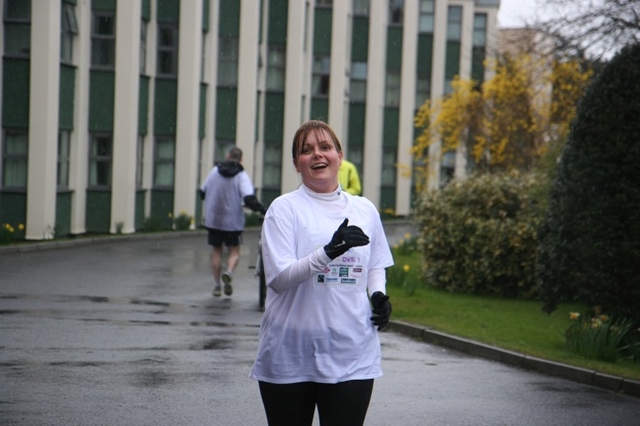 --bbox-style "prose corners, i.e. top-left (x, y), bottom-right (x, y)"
top-left (324, 218), bottom-right (370, 260)
top-left (370, 292), bottom-right (392, 330)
